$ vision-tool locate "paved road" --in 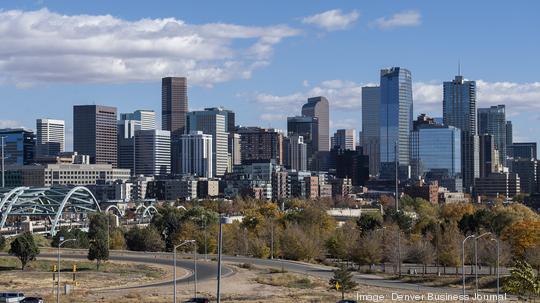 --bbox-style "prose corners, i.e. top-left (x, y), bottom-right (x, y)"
top-left (222, 255), bottom-right (465, 294)
top-left (2, 250), bottom-right (502, 296)
top-left (0, 251), bottom-right (234, 290)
